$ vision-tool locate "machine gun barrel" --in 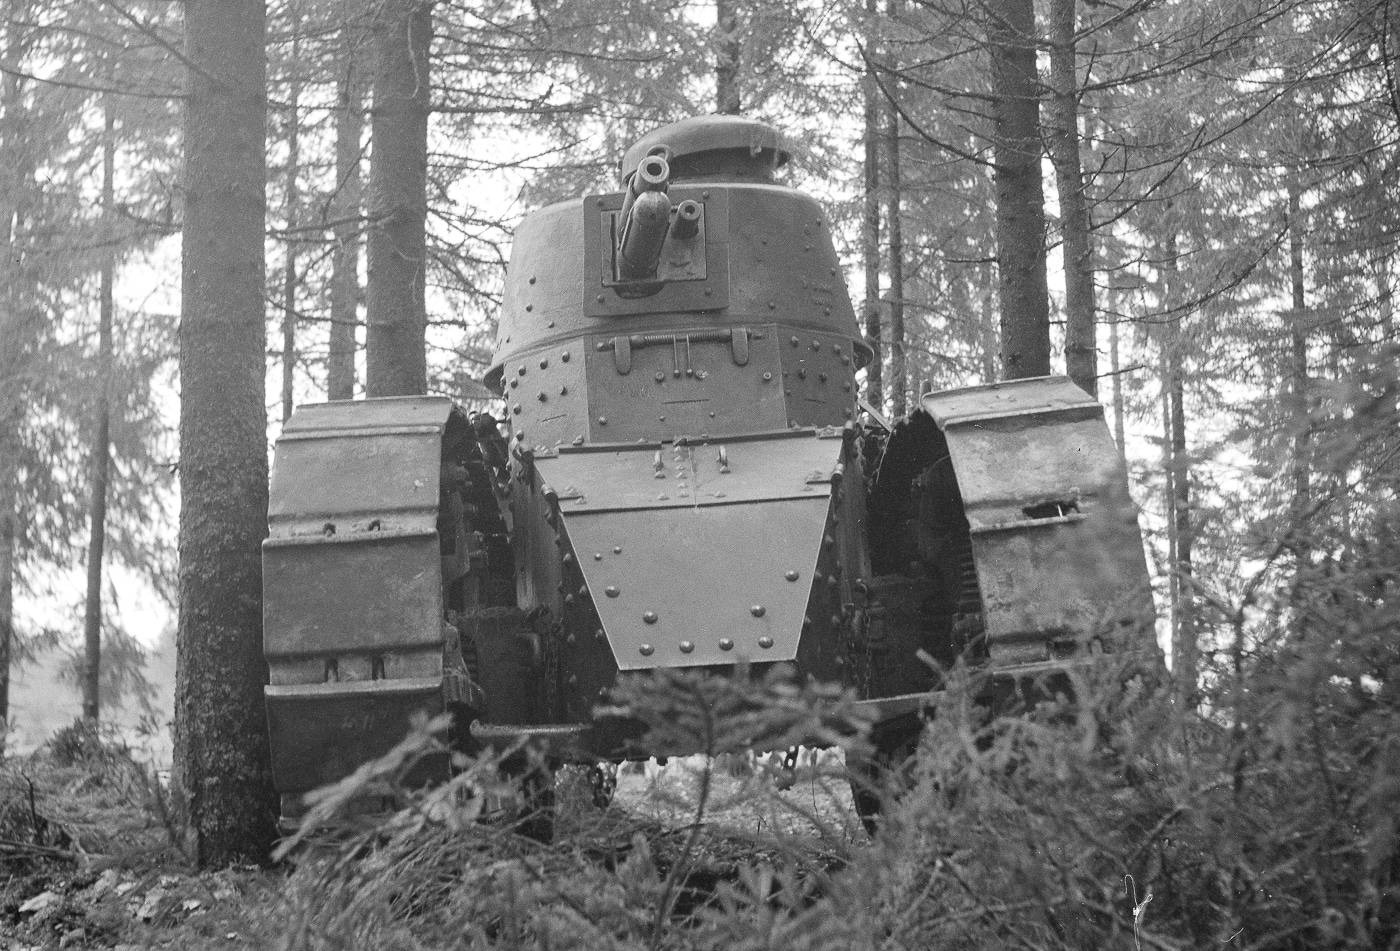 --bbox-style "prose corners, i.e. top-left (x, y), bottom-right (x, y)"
top-left (616, 154), bottom-right (672, 280)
